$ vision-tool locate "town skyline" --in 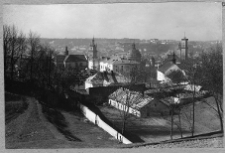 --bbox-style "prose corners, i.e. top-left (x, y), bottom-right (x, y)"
top-left (3, 2), bottom-right (222, 41)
